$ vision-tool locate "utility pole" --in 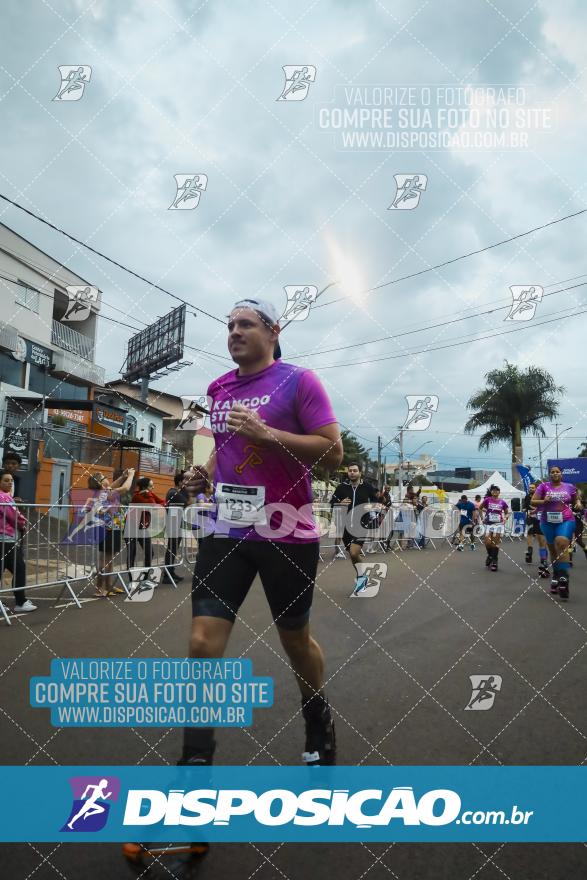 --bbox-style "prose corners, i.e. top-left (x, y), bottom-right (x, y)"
top-left (397, 428), bottom-right (404, 500)
top-left (377, 435), bottom-right (382, 489)
top-left (140, 375), bottom-right (149, 404)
